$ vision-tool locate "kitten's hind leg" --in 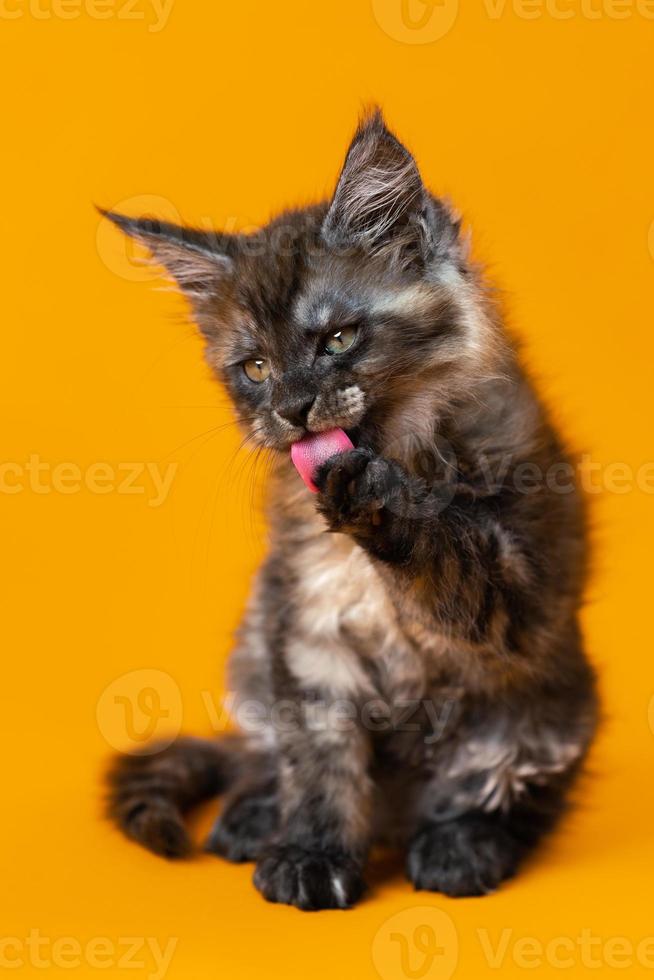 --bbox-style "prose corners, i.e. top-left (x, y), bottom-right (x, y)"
top-left (205, 770), bottom-right (278, 863)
